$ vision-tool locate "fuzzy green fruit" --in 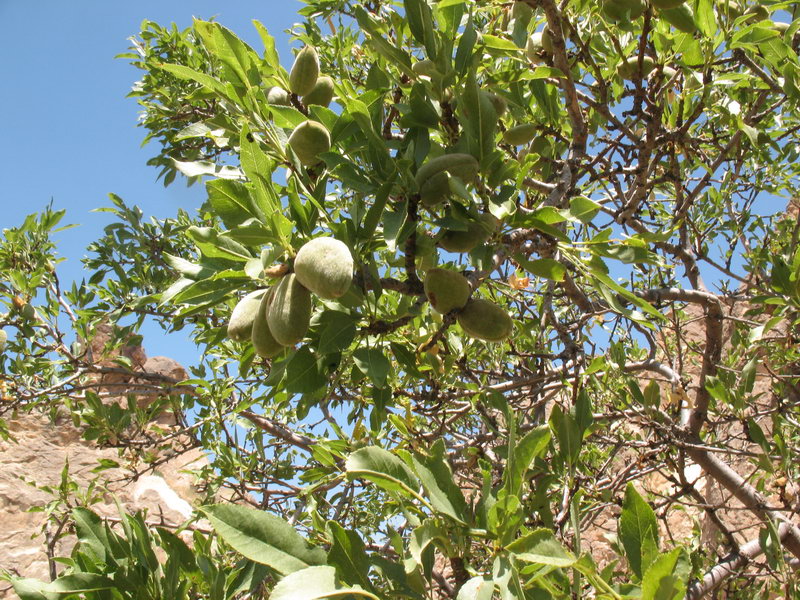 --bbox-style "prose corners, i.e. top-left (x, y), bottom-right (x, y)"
top-left (618, 56), bottom-right (656, 80)
top-left (294, 237), bottom-right (354, 300)
top-left (773, 20), bottom-right (791, 34)
top-left (439, 213), bottom-right (499, 253)
top-left (424, 268), bottom-right (472, 314)
top-left (288, 120), bottom-right (331, 166)
top-left (0, 329), bottom-right (6, 353)
top-left (458, 298), bottom-right (513, 342)
top-left (525, 30), bottom-right (553, 63)
top-left (415, 154), bottom-right (480, 206)
top-left (303, 76), bottom-right (335, 107)
top-left (503, 123), bottom-right (538, 146)
top-left (485, 91), bottom-right (508, 117)
top-left (252, 289), bottom-right (285, 358)
top-left (289, 45), bottom-right (320, 96)
top-left (412, 59), bottom-right (440, 78)
top-left (228, 290), bottom-right (267, 342)
top-left (745, 4), bottom-right (770, 21)
top-left (267, 274), bottom-right (312, 346)
top-left (266, 86), bottom-right (291, 106)
top-left (659, 5), bottom-right (698, 32)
